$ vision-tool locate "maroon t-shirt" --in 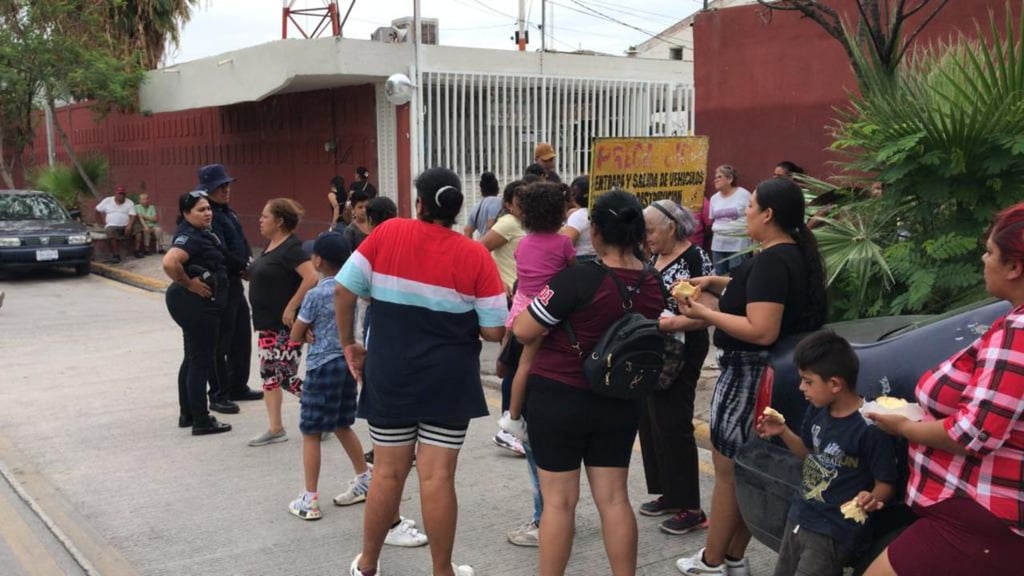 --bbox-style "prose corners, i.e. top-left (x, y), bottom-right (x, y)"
top-left (527, 261), bottom-right (665, 390)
